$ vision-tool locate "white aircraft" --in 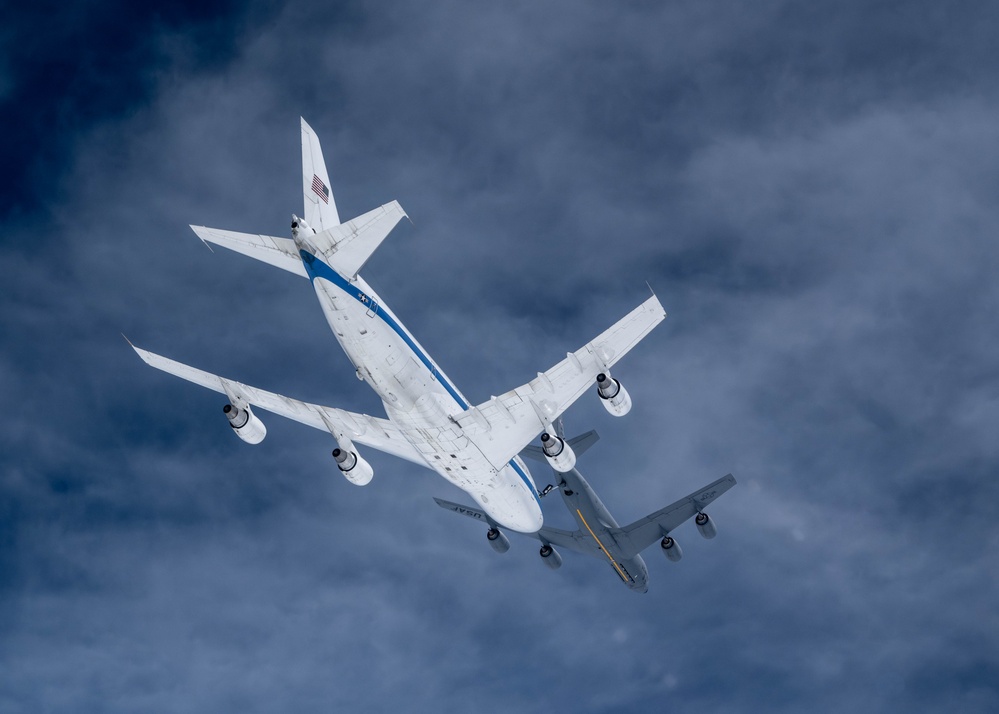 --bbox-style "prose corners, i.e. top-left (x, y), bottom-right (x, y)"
top-left (131, 118), bottom-right (666, 534)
